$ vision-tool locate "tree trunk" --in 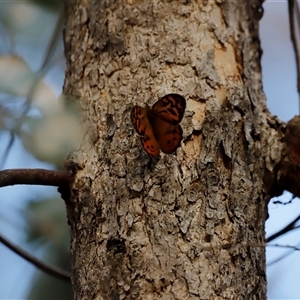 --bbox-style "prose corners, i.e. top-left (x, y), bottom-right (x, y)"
top-left (63, 0), bottom-right (279, 299)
